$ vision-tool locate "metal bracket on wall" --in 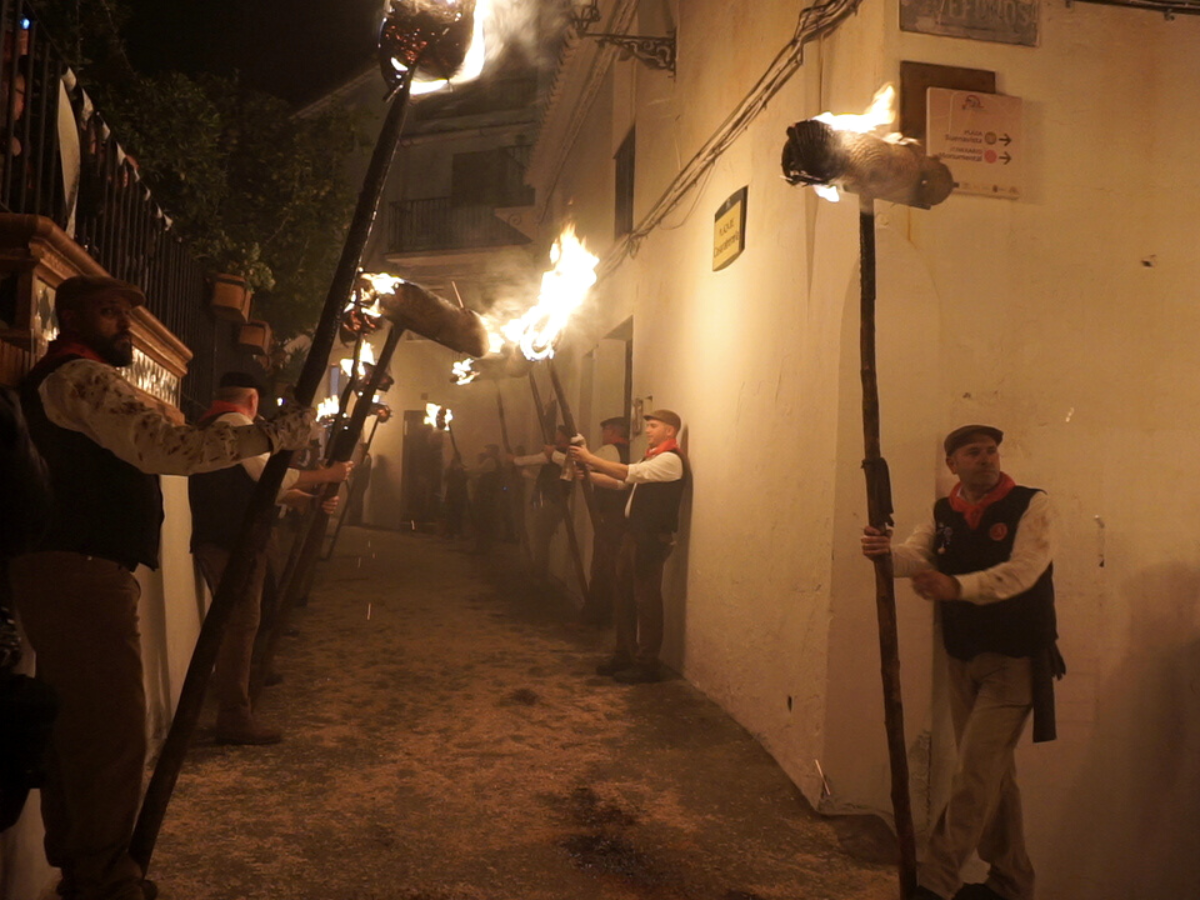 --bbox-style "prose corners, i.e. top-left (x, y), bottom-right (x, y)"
top-left (587, 32), bottom-right (676, 73)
